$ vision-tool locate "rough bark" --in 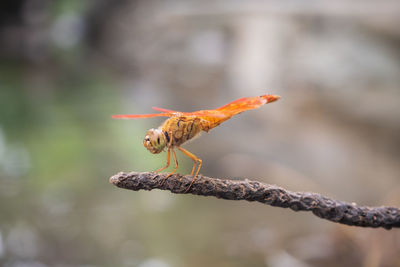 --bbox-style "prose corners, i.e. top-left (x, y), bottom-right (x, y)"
top-left (109, 171), bottom-right (400, 230)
